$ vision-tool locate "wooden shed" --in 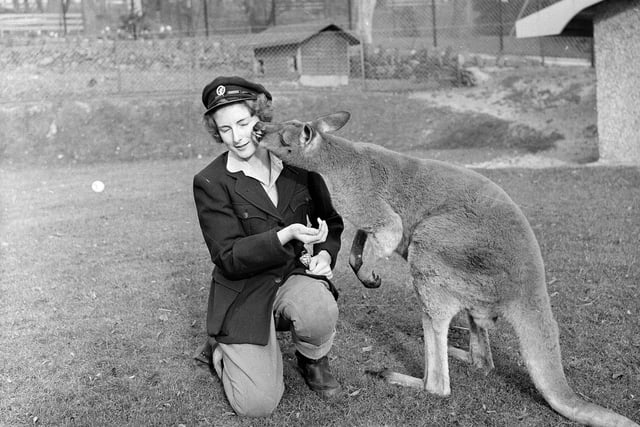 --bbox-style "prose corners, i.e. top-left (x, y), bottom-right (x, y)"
top-left (251, 21), bottom-right (360, 87)
top-left (516, 0), bottom-right (640, 164)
